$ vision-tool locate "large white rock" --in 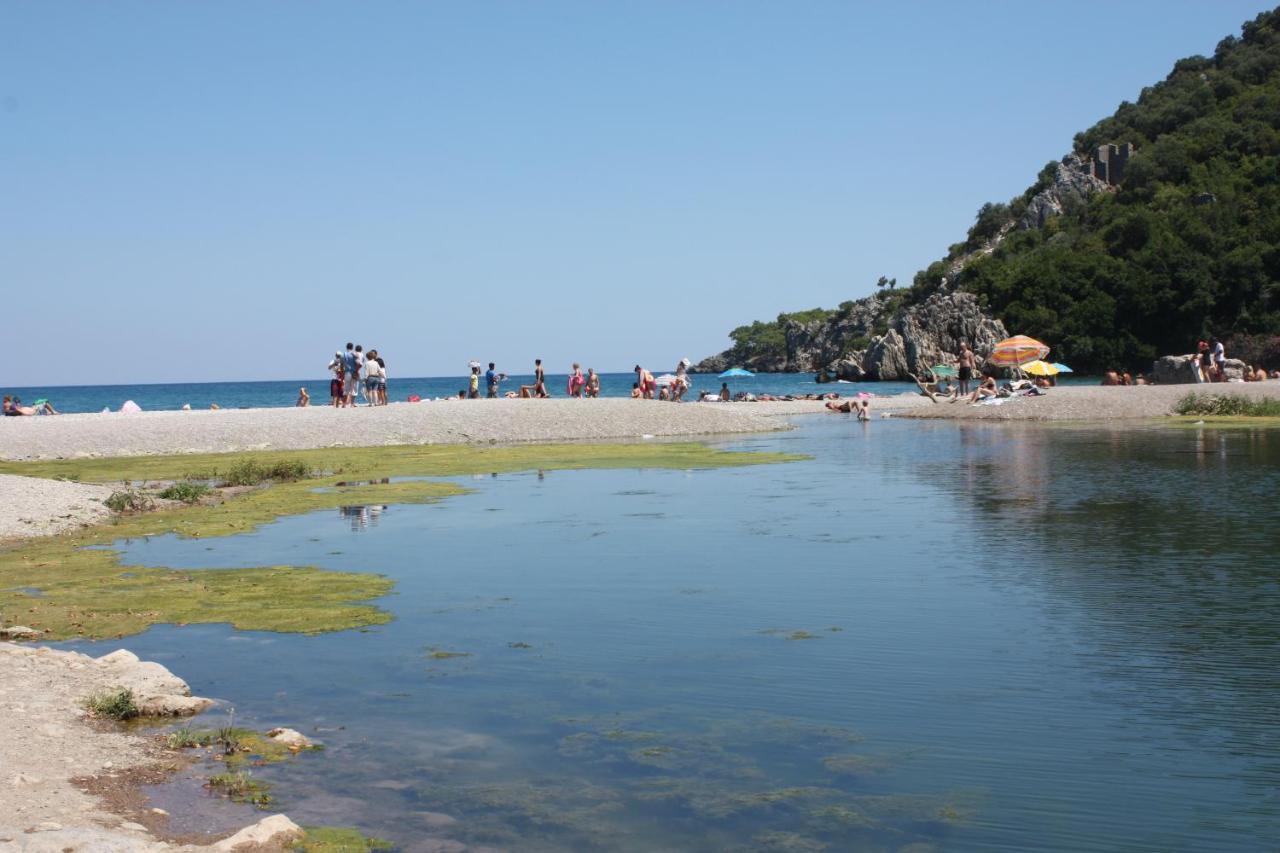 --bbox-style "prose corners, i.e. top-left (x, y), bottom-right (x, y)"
top-left (212, 814), bottom-right (304, 851)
